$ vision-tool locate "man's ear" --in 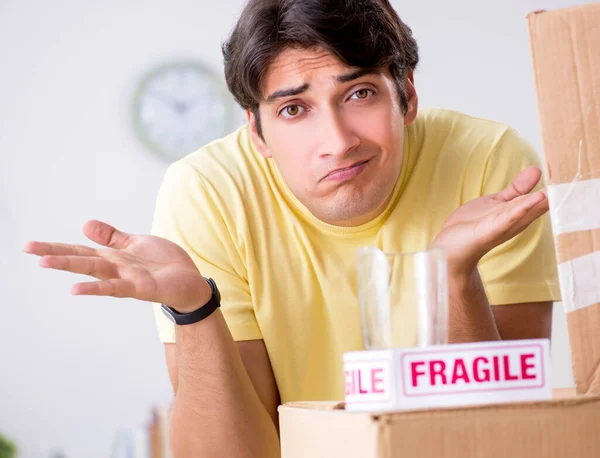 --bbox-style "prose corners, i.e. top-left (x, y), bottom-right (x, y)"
top-left (403, 69), bottom-right (419, 126)
top-left (247, 109), bottom-right (272, 158)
